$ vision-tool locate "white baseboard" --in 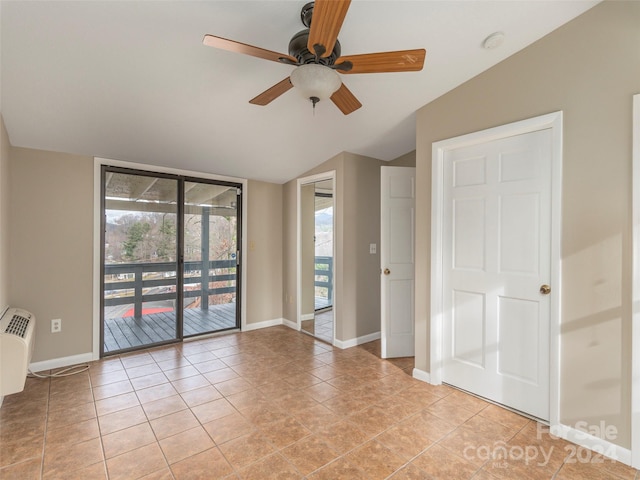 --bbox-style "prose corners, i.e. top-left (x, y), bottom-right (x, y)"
top-left (243, 318), bottom-right (285, 332)
top-left (412, 368), bottom-right (431, 383)
top-left (282, 318), bottom-right (299, 330)
top-left (334, 331), bottom-right (381, 350)
top-left (29, 352), bottom-right (94, 373)
top-left (301, 313), bottom-right (314, 321)
top-left (551, 423), bottom-right (632, 466)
